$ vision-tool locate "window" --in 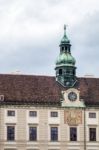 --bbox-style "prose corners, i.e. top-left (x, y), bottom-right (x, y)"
top-left (59, 69), bottom-right (62, 75)
top-left (89, 128), bottom-right (96, 141)
top-left (7, 126), bottom-right (15, 141)
top-left (89, 112), bottom-right (96, 118)
top-left (51, 112), bottom-right (58, 117)
top-left (51, 127), bottom-right (58, 141)
top-left (29, 111), bottom-right (37, 117)
top-left (62, 47), bottom-right (64, 51)
top-left (65, 46), bottom-right (67, 50)
top-left (73, 69), bottom-right (75, 76)
top-left (7, 110), bottom-right (15, 116)
top-left (70, 127), bottom-right (77, 141)
top-left (29, 127), bottom-right (37, 141)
